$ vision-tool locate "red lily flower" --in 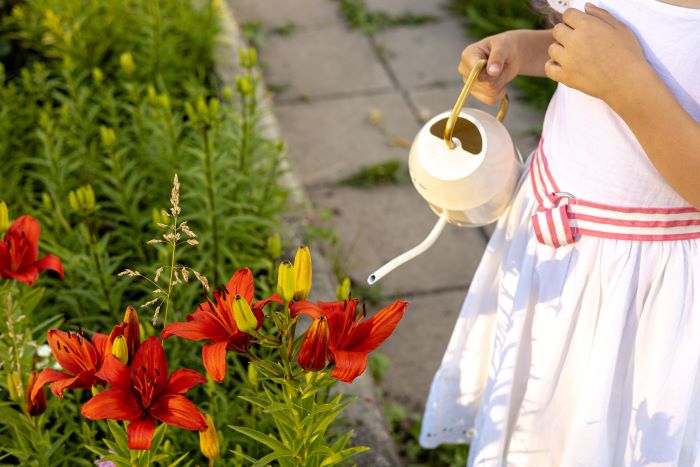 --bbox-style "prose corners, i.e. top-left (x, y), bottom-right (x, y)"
top-left (291, 299), bottom-right (408, 383)
top-left (161, 268), bottom-right (281, 382)
top-left (31, 329), bottom-right (108, 403)
top-left (0, 215), bottom-right (64, 286)
top-left (81, 337), bottom-right (207, 450)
